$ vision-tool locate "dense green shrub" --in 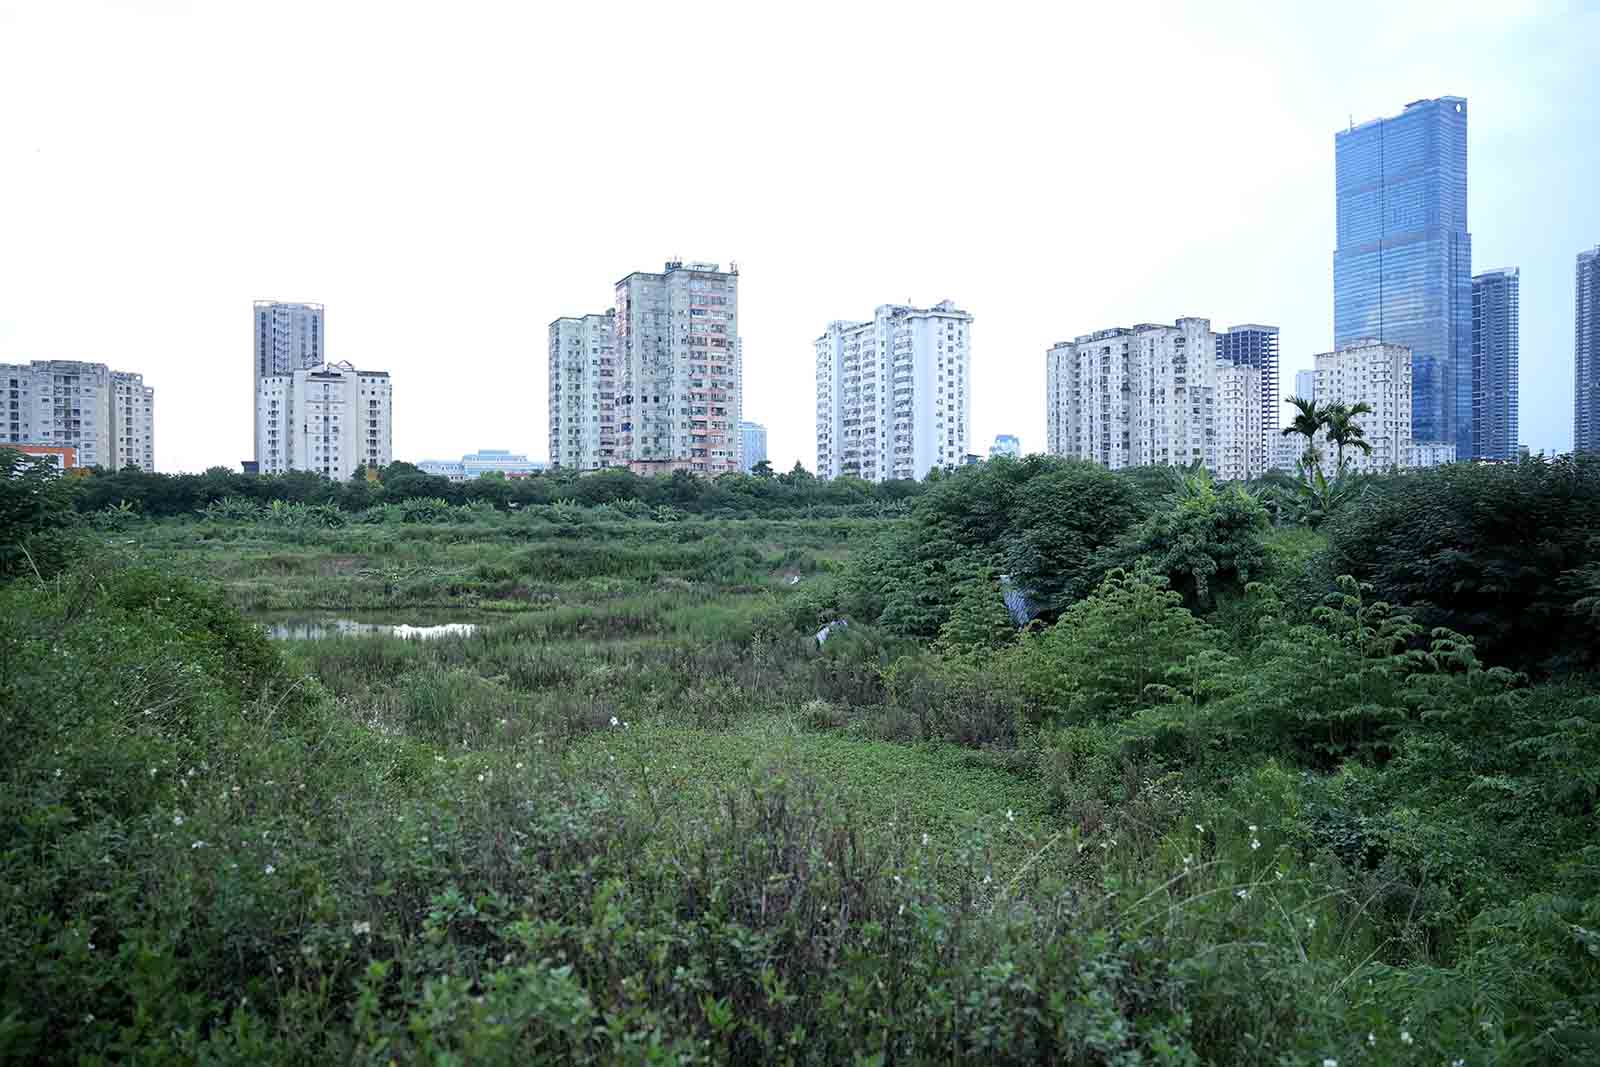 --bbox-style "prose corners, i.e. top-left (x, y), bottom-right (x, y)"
top-left (0, 448), bottom-right (81, 578)
top-left (1323, 454), bottom-right (1600, 675)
